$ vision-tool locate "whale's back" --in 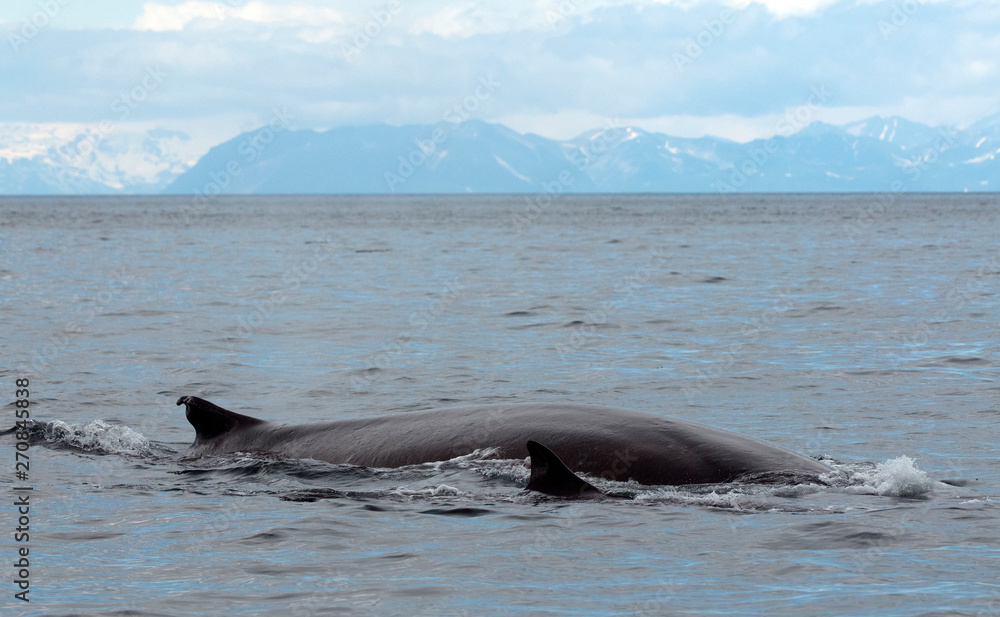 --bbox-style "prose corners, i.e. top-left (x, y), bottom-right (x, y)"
top-left (177, 398), bottom-right (830, 486)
